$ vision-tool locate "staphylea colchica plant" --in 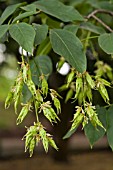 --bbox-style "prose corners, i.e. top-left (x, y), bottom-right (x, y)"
top-left (1, 0), bottom-right (113, 156)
